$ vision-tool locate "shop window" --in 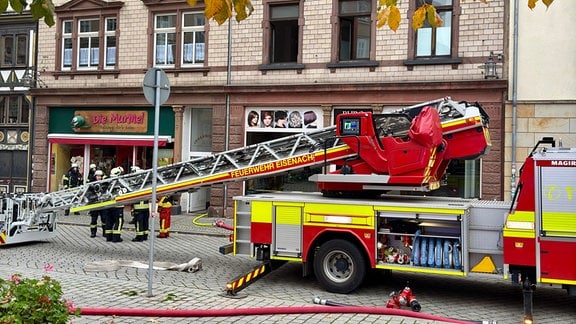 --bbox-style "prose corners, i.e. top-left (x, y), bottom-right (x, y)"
top-left (0, 31), bottom-right (28, 67)
top-left (337, 0), bottom-right (372, 61)
top-left (189, 108), bottom-right (212, 154)
top-left (154, 12), bottom-right (206, 68)
top-left (426, 159), bottom-right (481, 199)
top-left (0, 96), bottom-right (30, 125)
